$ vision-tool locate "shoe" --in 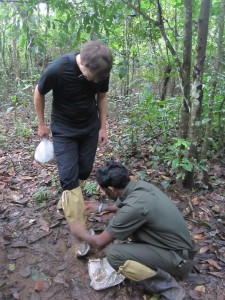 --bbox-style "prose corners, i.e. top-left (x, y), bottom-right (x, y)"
top-left (141, 268), bottom-right (186, 300)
